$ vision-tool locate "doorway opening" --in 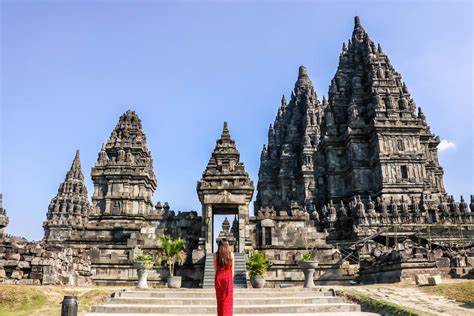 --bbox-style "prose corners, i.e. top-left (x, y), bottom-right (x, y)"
top-left (211, 205), bottom-right (239, 253)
